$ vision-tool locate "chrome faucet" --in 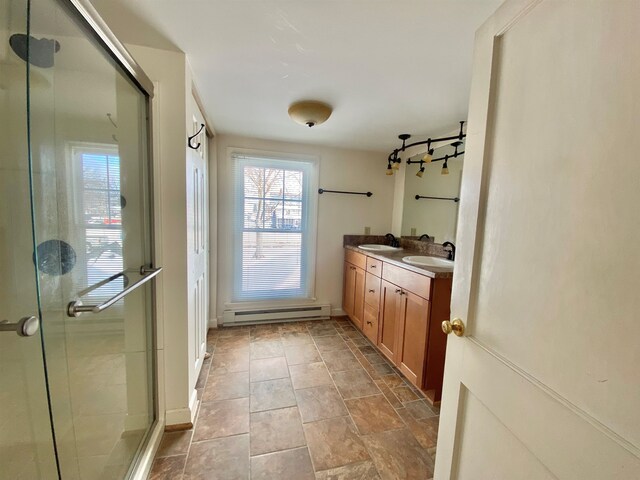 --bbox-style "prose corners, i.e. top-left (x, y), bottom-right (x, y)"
top-left (442, 241), bottom-right (456, 261)
top-left (418, 234), bottom-right (431, 242)
top-left (385, 233), bottom-right (400, 248)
